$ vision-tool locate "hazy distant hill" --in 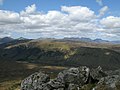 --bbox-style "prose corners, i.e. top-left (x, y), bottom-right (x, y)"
top-left (0, 39), bottom-right (120, 70)
top-left (93, 38), bottom-right (109, 43)
top-left (63, 37), bottom-right (120, 44)
top-left (0, 37), bottom-right (14, 44)
top-left (111, 41), bottom-right (120, 44)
